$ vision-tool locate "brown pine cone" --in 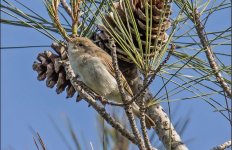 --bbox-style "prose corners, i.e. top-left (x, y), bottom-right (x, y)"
top-left (32, 42), bottom-right (76, 98)
top-left (99, 0), bottom-right (172, 63)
